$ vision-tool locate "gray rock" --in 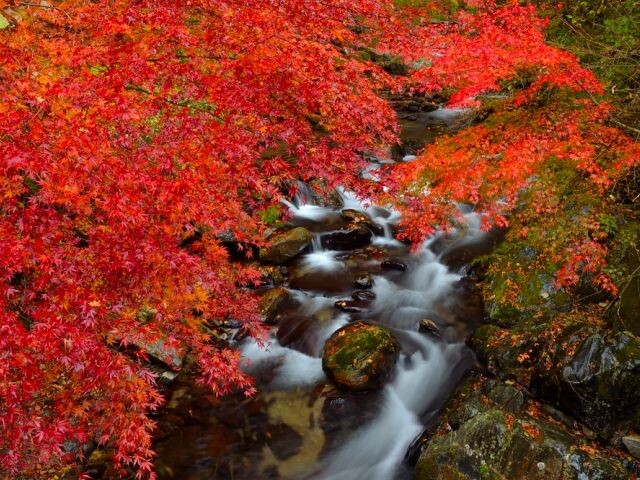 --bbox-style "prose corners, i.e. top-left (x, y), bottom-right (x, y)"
top-left (623, 435), bottom-right (640, 459)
